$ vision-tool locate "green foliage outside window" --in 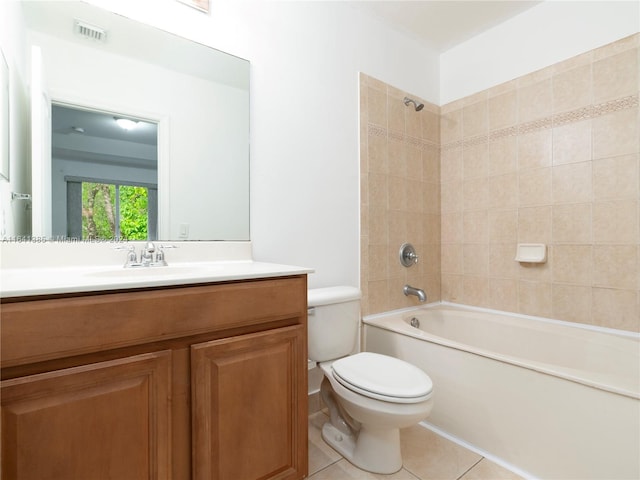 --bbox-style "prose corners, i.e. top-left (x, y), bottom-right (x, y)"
top-left (82, 182), bottom-right (148, 240)
top-left (120, 186), bottom-right (148, 240)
